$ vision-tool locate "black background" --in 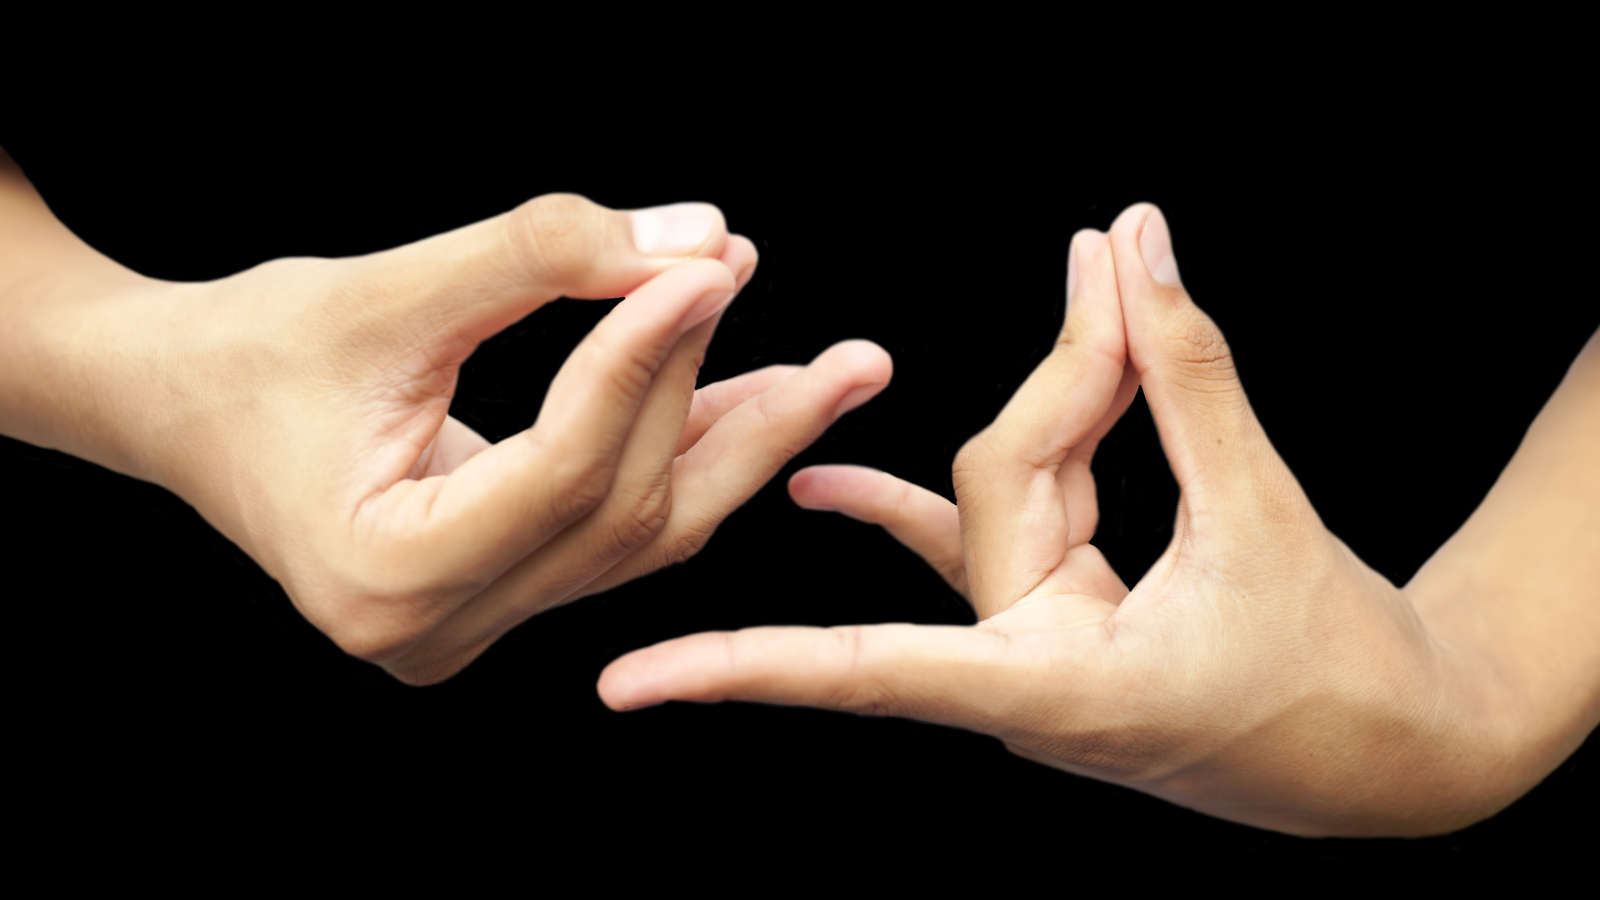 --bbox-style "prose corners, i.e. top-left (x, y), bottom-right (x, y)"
top-left (4, 90), bottom-right (1594, 865)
